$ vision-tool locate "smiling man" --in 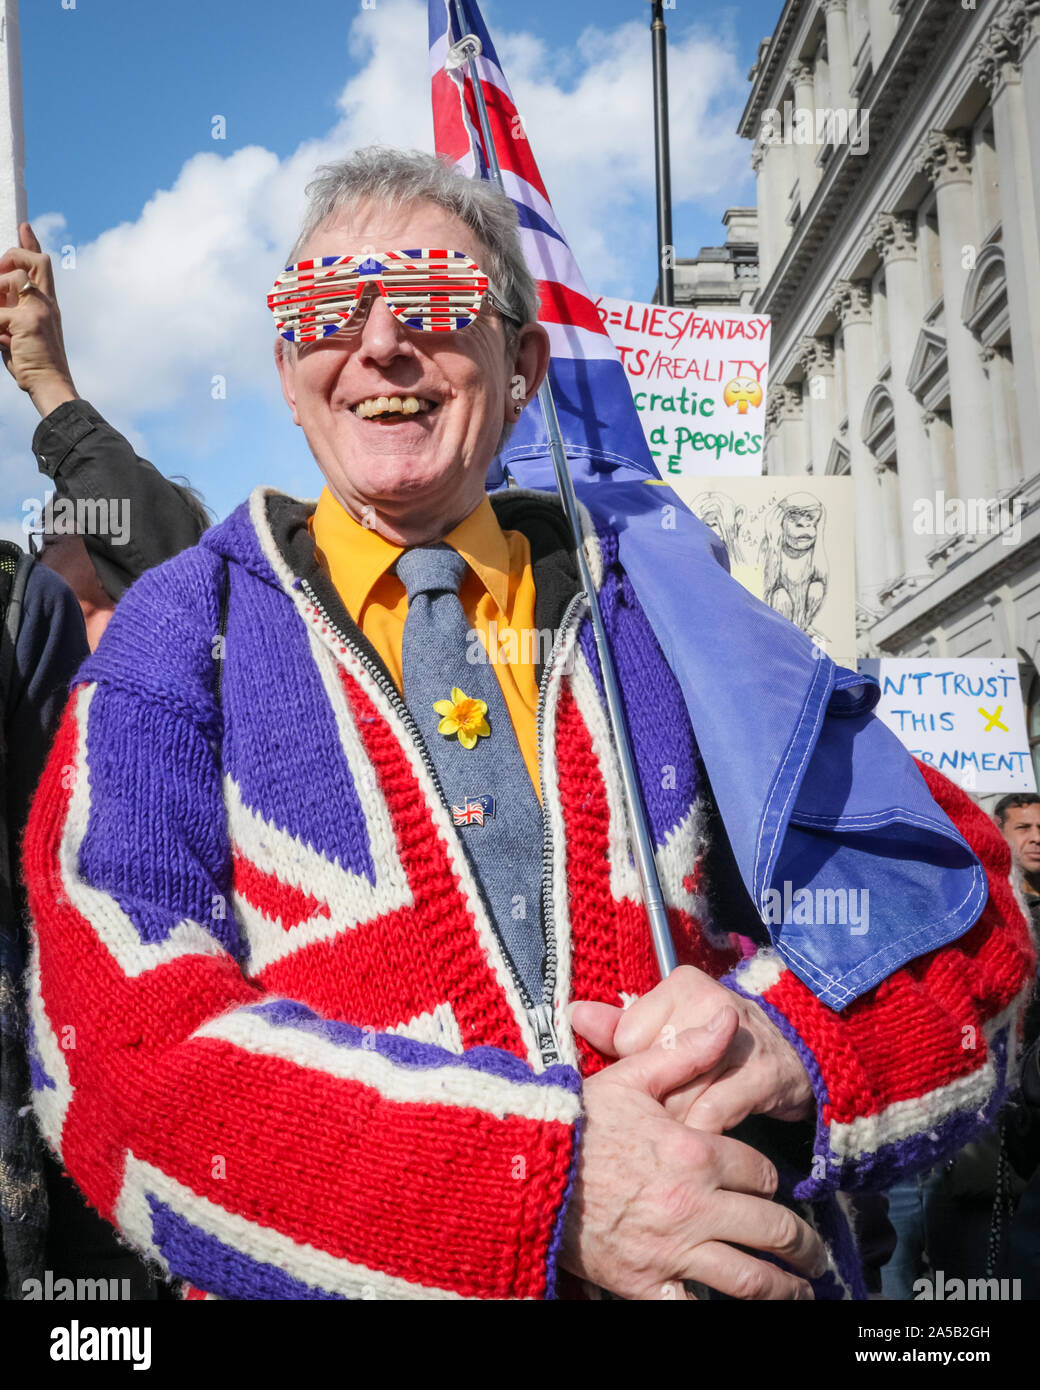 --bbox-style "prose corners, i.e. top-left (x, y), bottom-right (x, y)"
top-left (21, 148), bottom-right (1035, 1302)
